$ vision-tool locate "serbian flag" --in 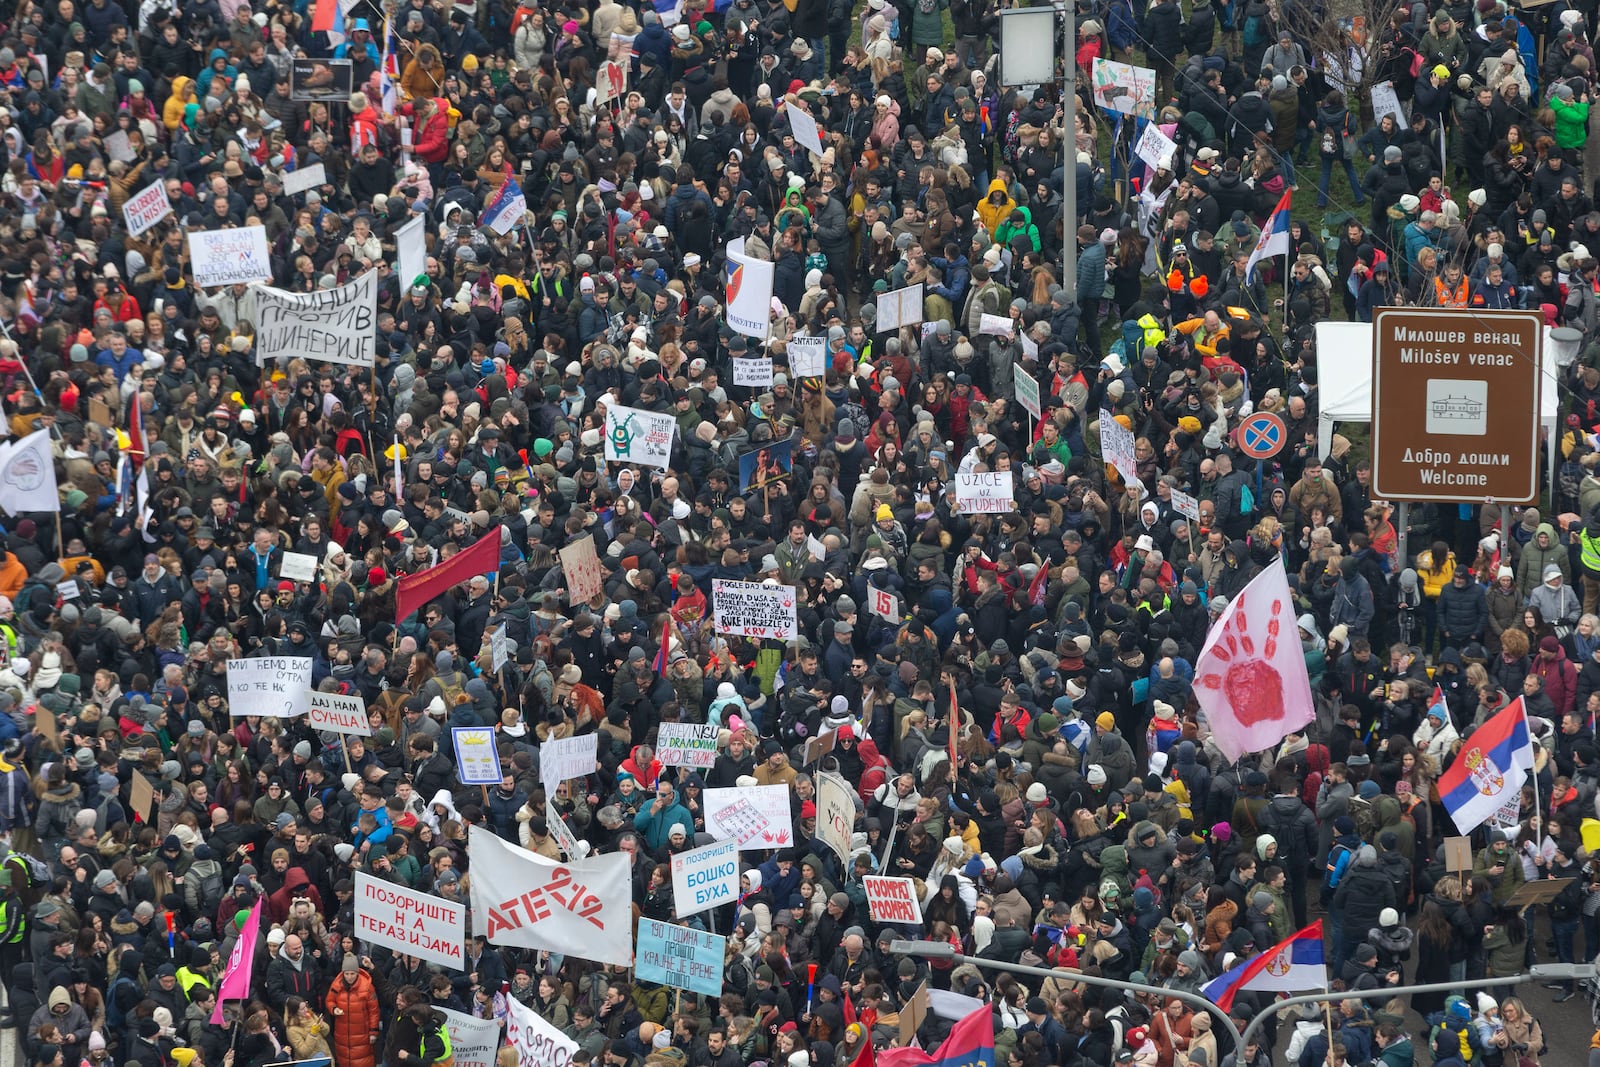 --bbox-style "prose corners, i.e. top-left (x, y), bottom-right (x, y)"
top-left (1245, 190), bottom-right (1292, 283)
top-left (313, 0), bottom-right (347, 46)
top-left (210, 898), bottom-right (264, 1022)
top-left (1201, 920), bottom-right (1326, 1014)
top-left (481, 178), bottom-right (527, 236)
top-left (878, 1005), bottom-right (994, 1067)
top-left (126, 391), bottom-right (146, 471)
top-left (1437, 696), bottom-right (1533, 834)
top-left (394, 527), bottom-right (501, 622)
